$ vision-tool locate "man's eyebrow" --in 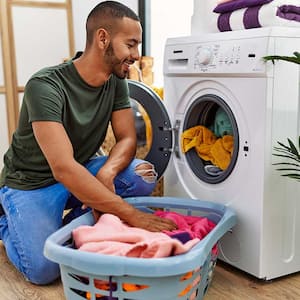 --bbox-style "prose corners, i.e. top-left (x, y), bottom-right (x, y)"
top-left (129, 38), bottom-right (141, 44)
